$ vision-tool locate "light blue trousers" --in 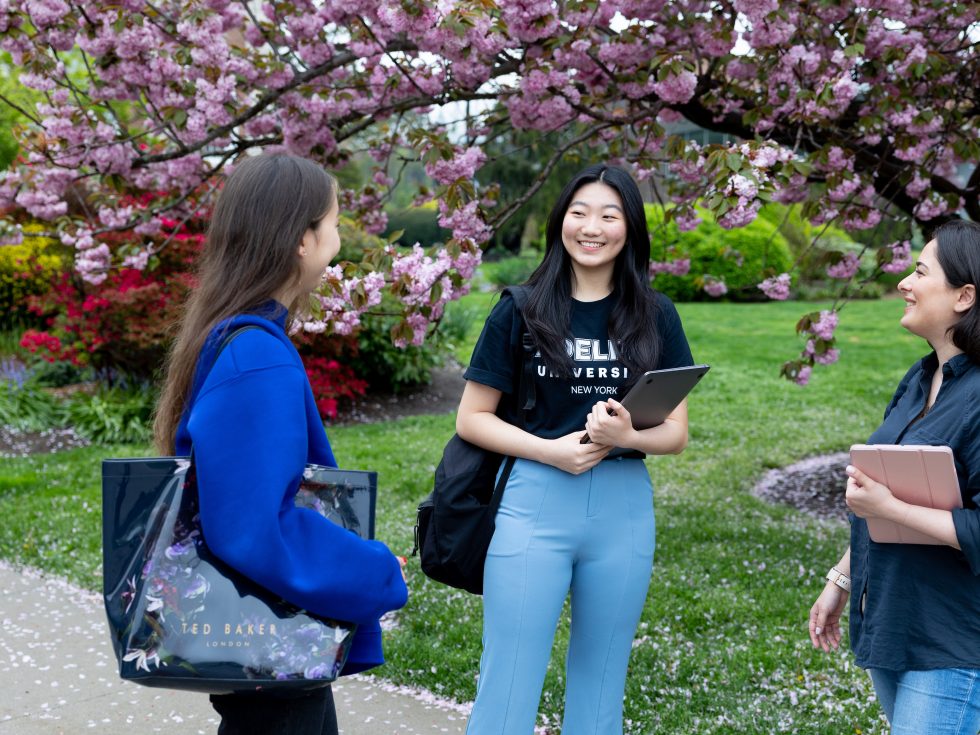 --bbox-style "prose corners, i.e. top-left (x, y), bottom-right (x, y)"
top-left (466, 457), bottom-right (655, 735)
top-left (870, 667), bottom-right (980, 735)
